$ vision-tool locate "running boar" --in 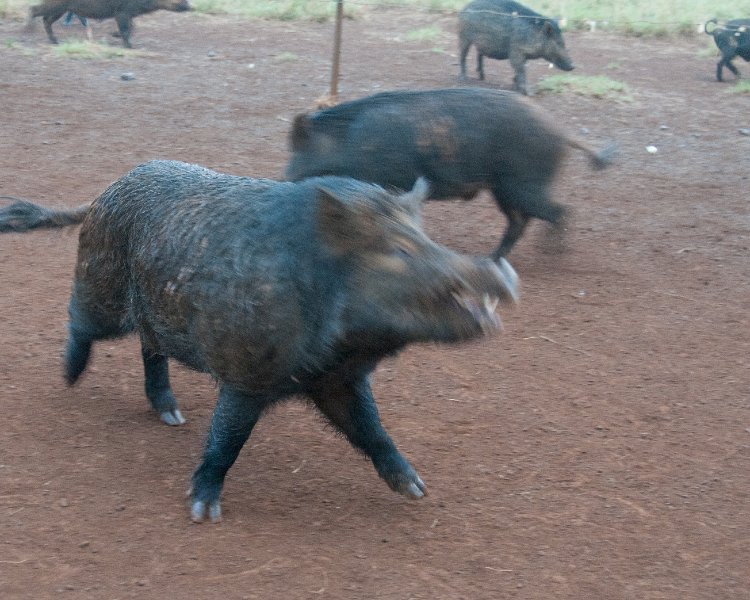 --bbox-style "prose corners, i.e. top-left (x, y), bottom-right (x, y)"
top-left (705, 18), bottom-right (750, 81)
top-left (27, 0), bottom-right (191, 48)
top-left (0, 161), bottom-right (519, 523)
top-left (286, 88), bottom-right (615, 261)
